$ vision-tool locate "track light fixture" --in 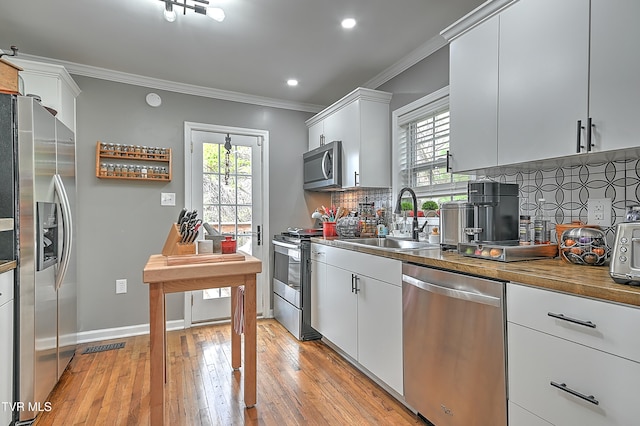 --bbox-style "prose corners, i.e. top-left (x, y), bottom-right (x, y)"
top-left (159, 0), bottom-right (225, 23)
